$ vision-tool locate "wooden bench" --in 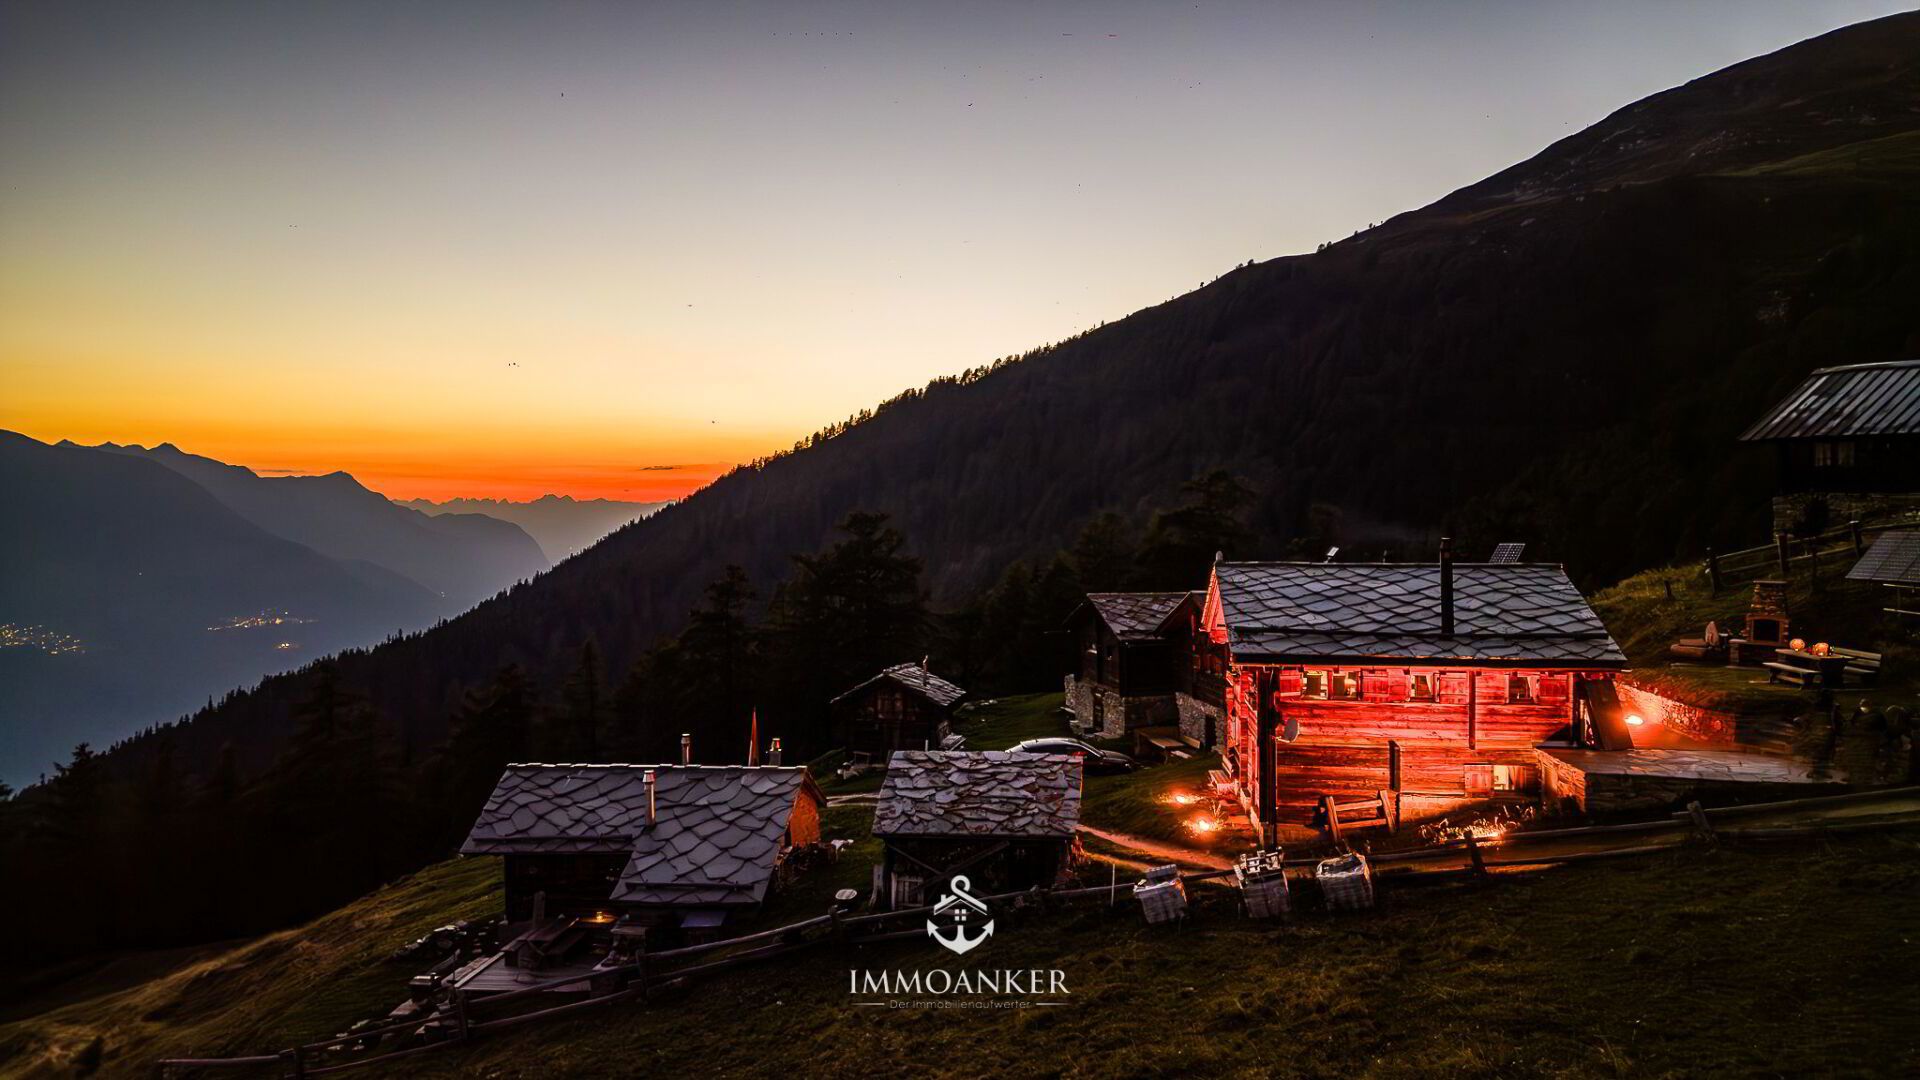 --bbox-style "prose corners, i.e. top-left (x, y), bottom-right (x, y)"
top-left (1831, 647), bottom-right (1881, 687)
top-left (1763, 661), bottom-right (1817, 687)
top-left (1320, 790), bottom-right (1400, 845)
